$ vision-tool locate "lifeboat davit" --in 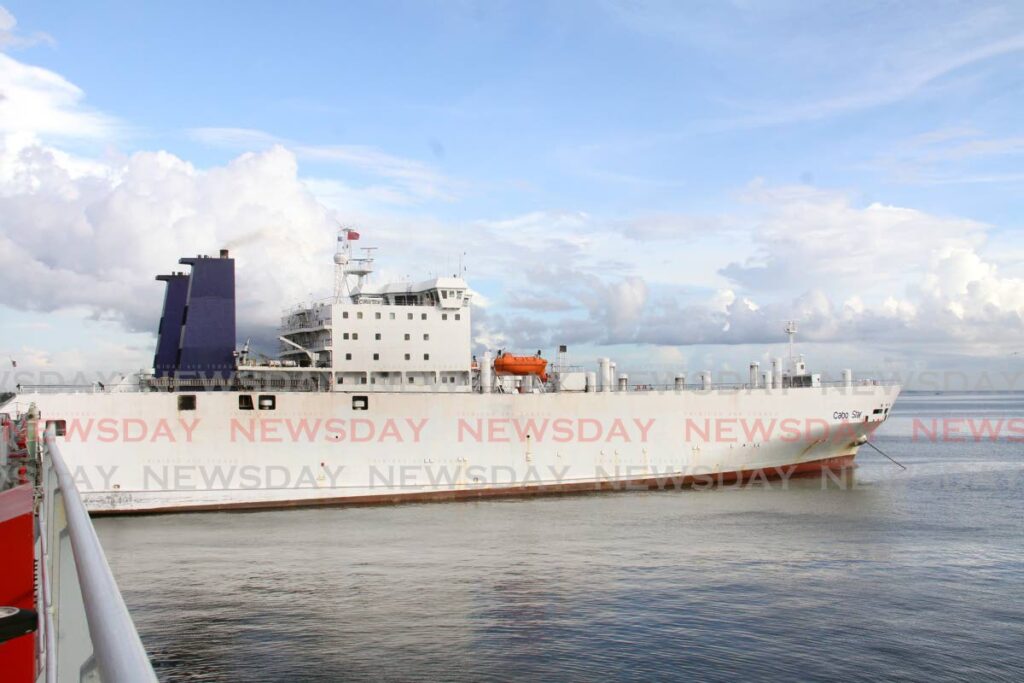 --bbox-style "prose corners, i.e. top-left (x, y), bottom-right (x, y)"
top-left (493, 352), bottom-right (548, 383)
